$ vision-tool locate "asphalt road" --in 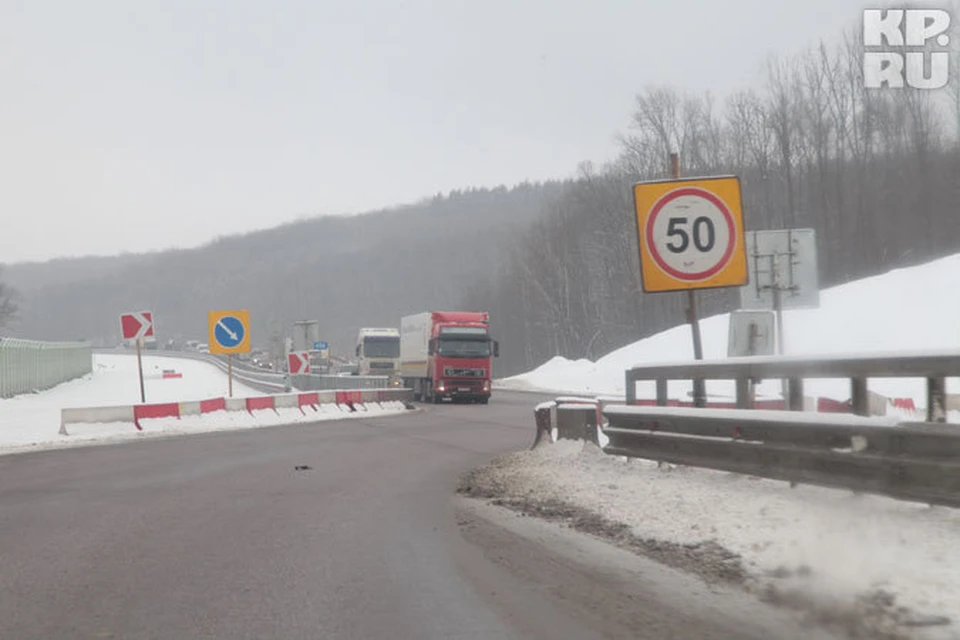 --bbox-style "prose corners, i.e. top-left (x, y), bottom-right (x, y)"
top-left (0, 392), bottom-right (840, 640)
